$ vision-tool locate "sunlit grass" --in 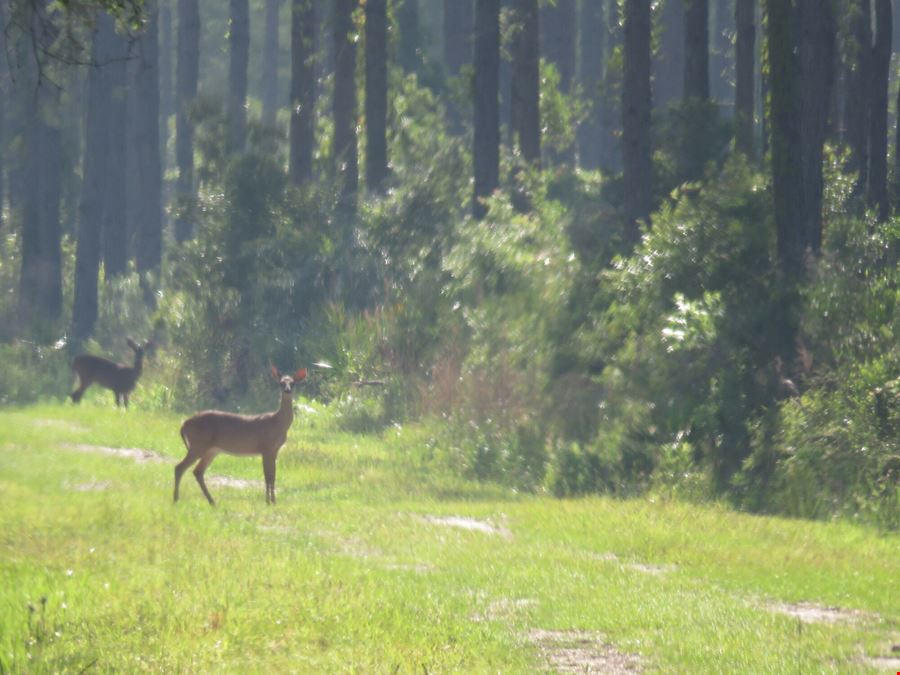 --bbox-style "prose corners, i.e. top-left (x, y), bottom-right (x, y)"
top-left (1, 402), bottom-right (898, 672)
